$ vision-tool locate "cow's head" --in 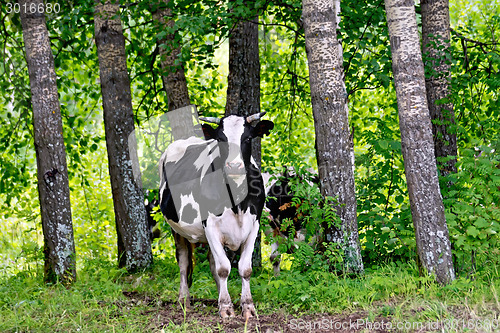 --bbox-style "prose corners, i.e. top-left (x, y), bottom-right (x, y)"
top-left (200, 112), bottom-right (274, 185)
